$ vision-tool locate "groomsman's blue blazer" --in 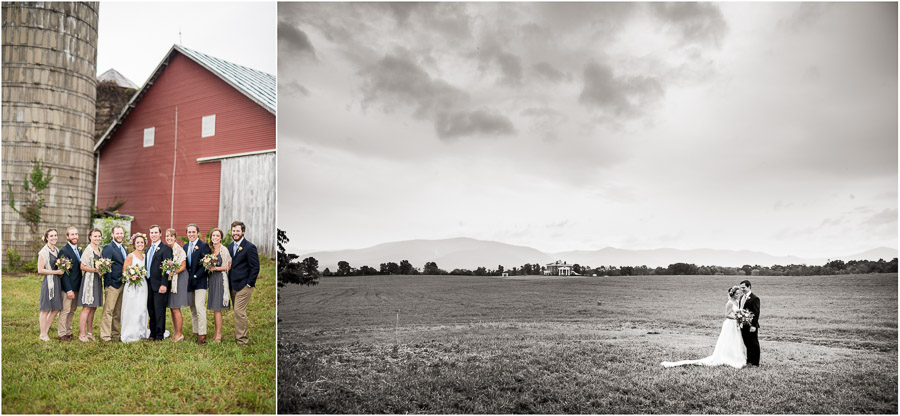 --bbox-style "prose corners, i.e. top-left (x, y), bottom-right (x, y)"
top-left (228, 239), bottom-right (259, 291)
top-left (100, 241), bottom-right (126, 289)
top-left (58, 243), bottom-right (82, 294)
top-left (183, 239), bottom-right (212, 291)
